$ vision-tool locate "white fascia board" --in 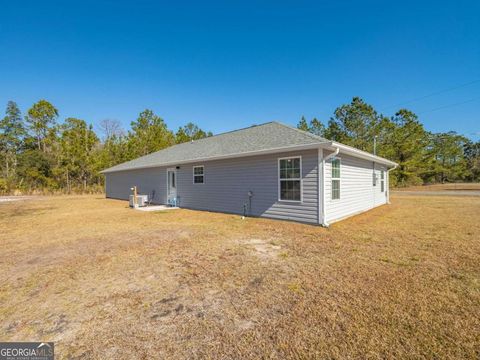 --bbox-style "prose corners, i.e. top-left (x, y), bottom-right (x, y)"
top-left (320, 141), bottom-right (398, 168)
top-left (101, 142), bottom-right (325, 174)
